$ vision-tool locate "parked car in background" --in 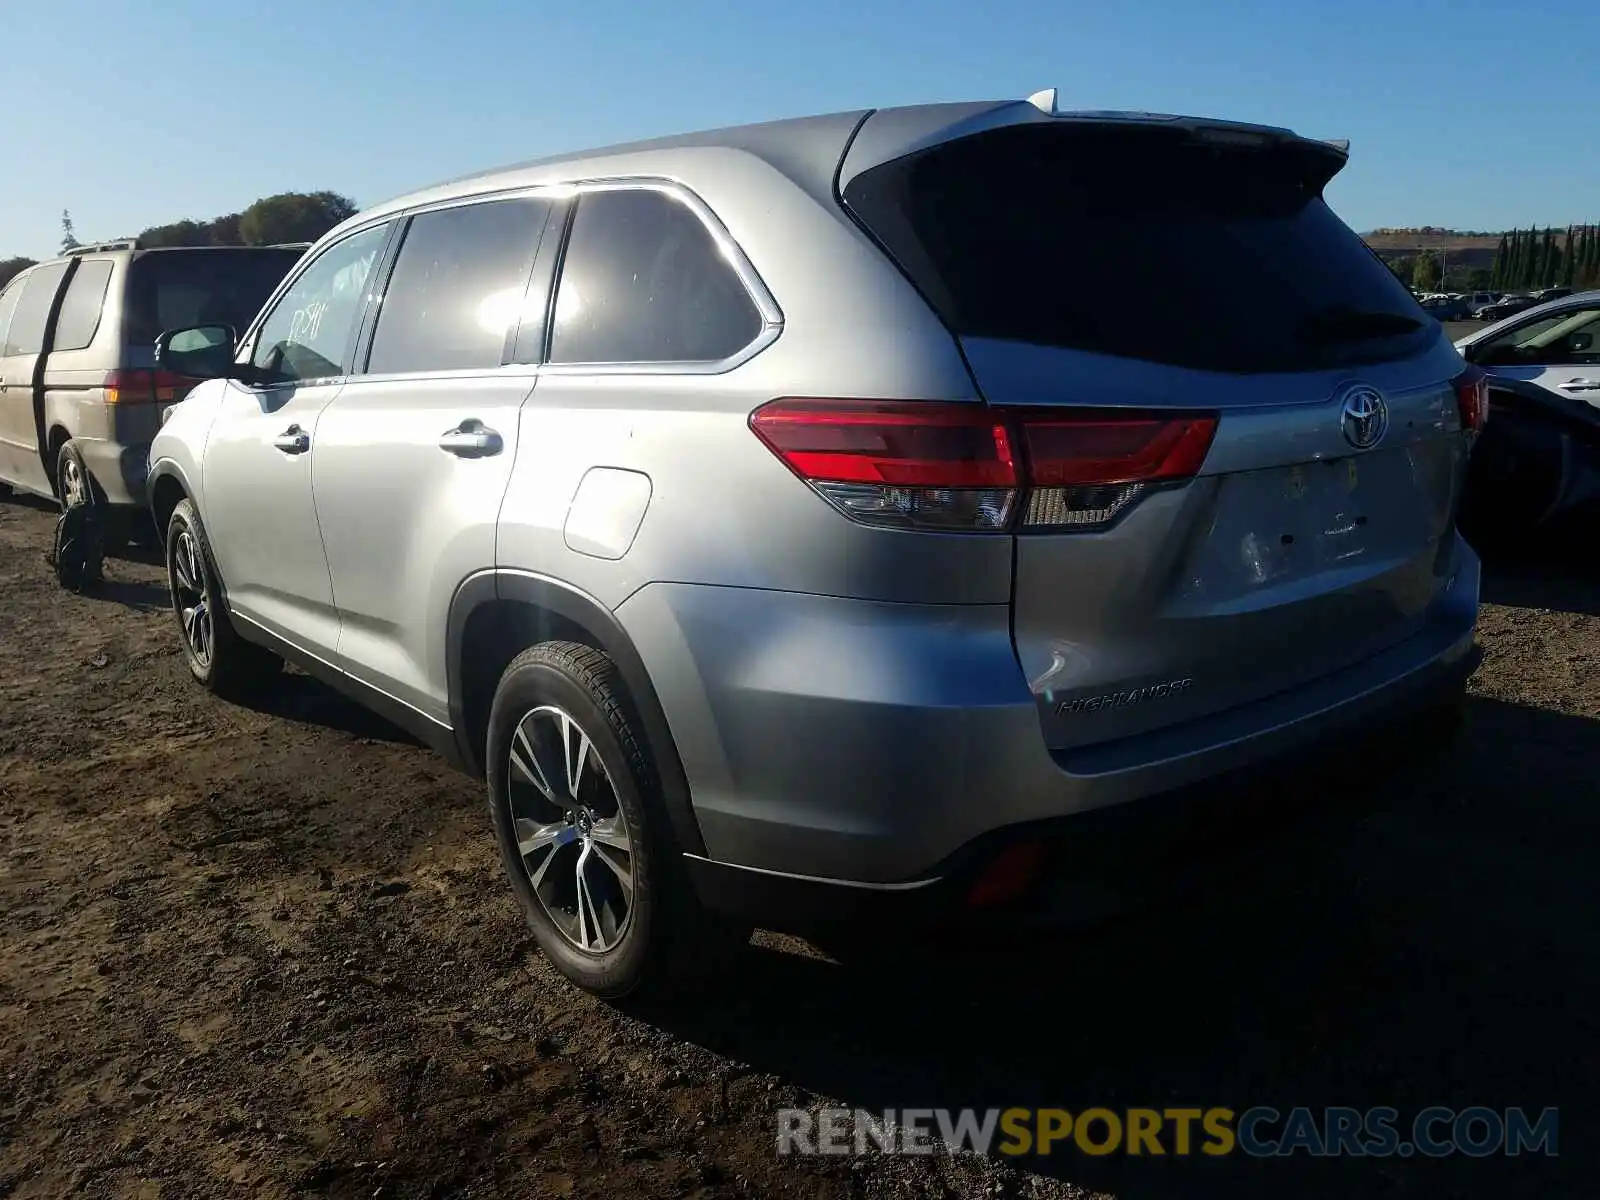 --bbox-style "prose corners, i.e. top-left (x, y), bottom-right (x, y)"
top-left (1455, 291), bottom-right (1600, 545)
top-left (1462, 291), bottom-right (1501, 316)
top-left (146, 92), bottom-right (1482, 999)
top-left (1535, 286), bottom-right (1573, 303)
top-left (0, 240), bottom-right (306, 544)
top-left (1421, 294), bottom-right (1468, 320)
top-left (1475, 294), bottom-right (1540, 322)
